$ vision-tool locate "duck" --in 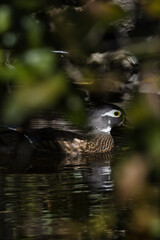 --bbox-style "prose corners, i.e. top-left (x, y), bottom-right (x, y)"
top-left (0, 103), bottom-right (126, 158)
